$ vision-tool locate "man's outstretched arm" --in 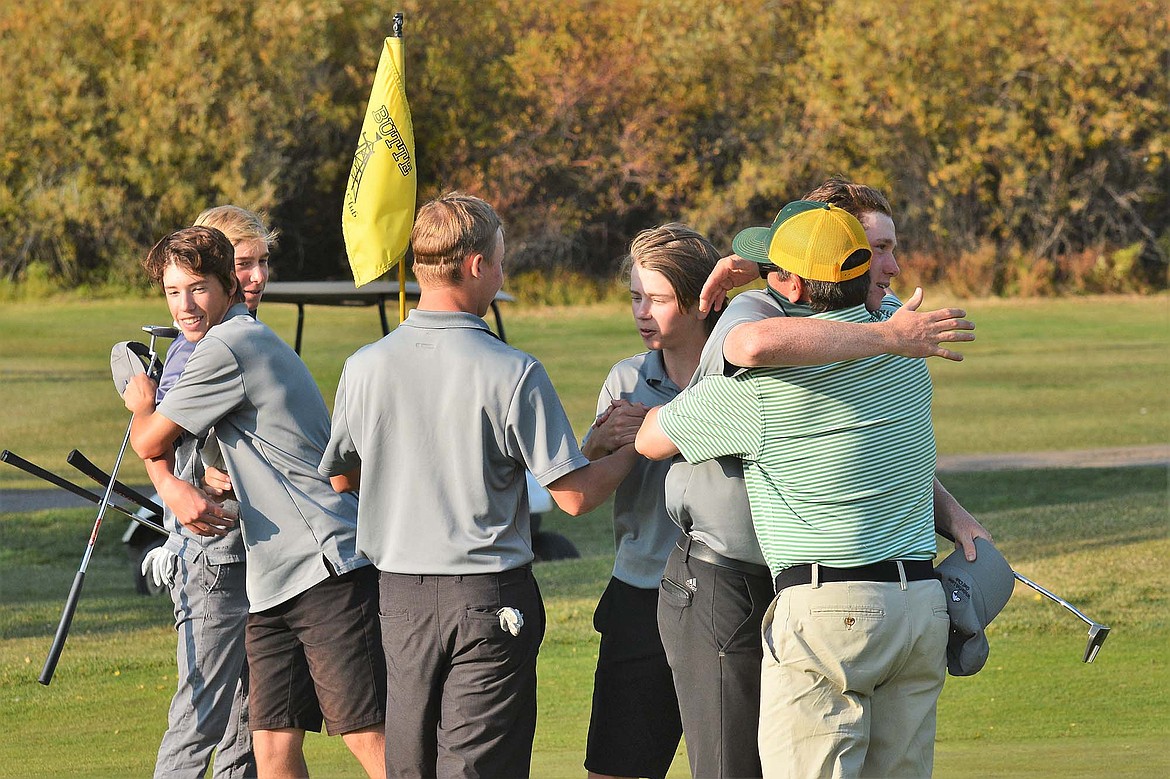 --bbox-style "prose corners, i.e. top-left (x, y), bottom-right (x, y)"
top-left (723, 287), bottom-right (975, 368)
top-left (546, 445), bottom-right (639, 516)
